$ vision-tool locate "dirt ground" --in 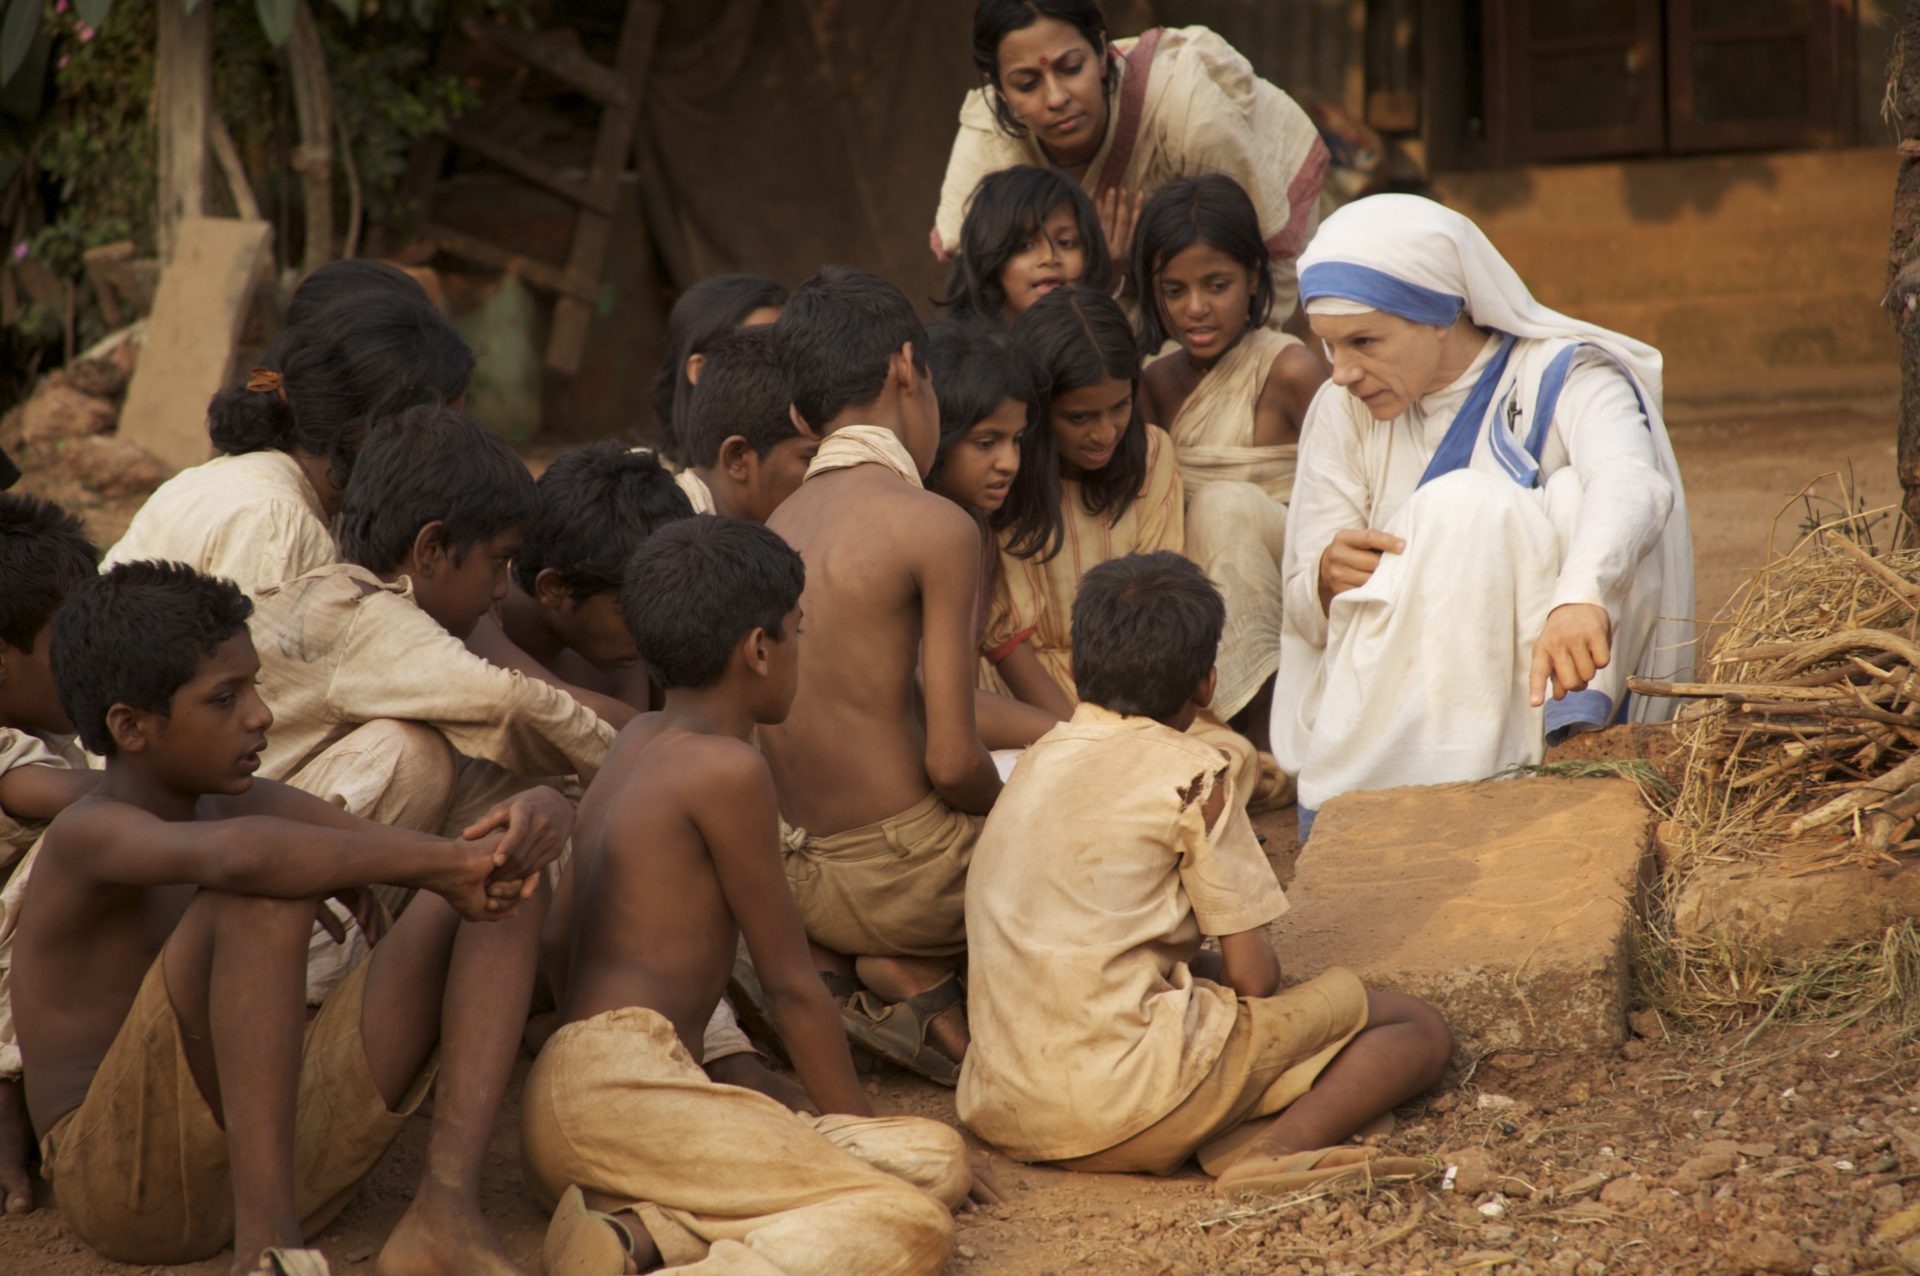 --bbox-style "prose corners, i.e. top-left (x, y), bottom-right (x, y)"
top-left (0, 403), bottom-right (1910, 1275)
